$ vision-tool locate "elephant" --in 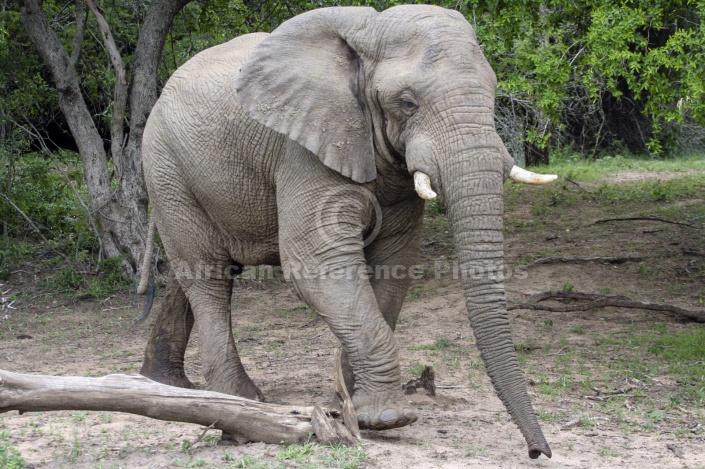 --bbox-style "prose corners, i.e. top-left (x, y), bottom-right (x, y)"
top-left (137, 4), bottom-right (557, 458)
